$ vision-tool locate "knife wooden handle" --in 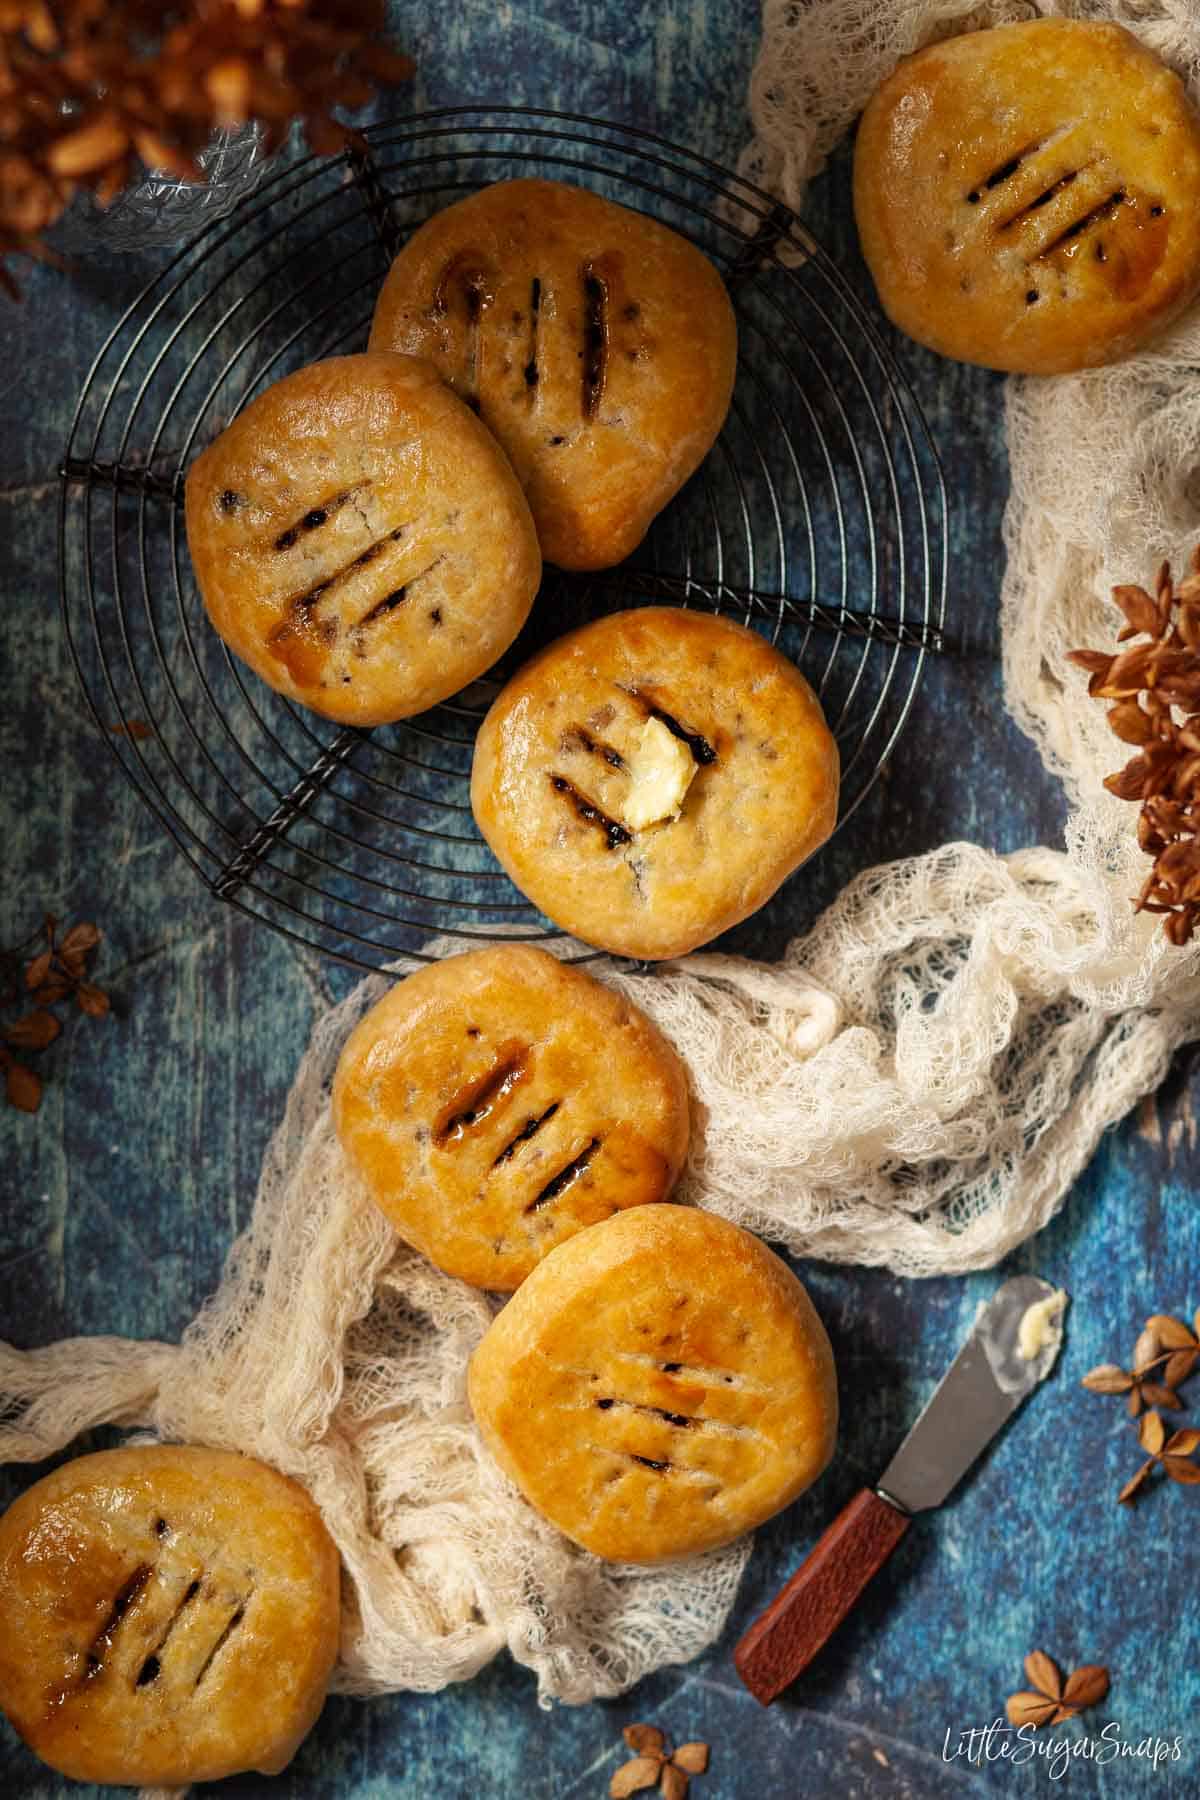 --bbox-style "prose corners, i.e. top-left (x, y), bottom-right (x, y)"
top-left (733, 1487), bottom-right (911, 1705)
